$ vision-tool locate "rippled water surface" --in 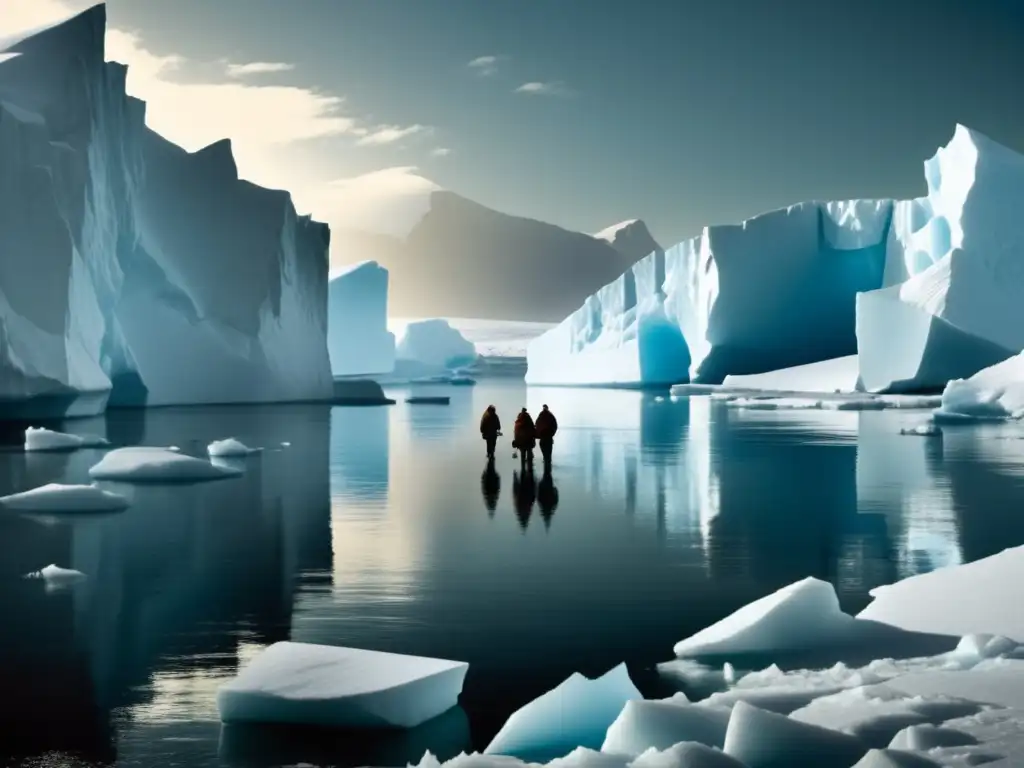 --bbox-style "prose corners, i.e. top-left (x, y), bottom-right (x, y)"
top-left (3, 380), bottom-right (1024, 767)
